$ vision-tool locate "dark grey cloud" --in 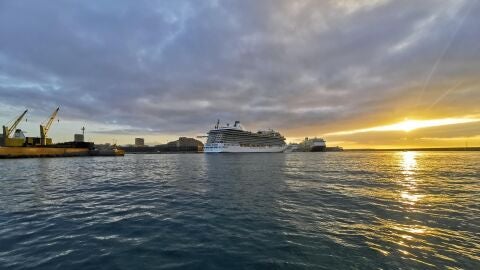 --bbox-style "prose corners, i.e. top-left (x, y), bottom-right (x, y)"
top-left (1, 0), bottom-right (479, 137)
